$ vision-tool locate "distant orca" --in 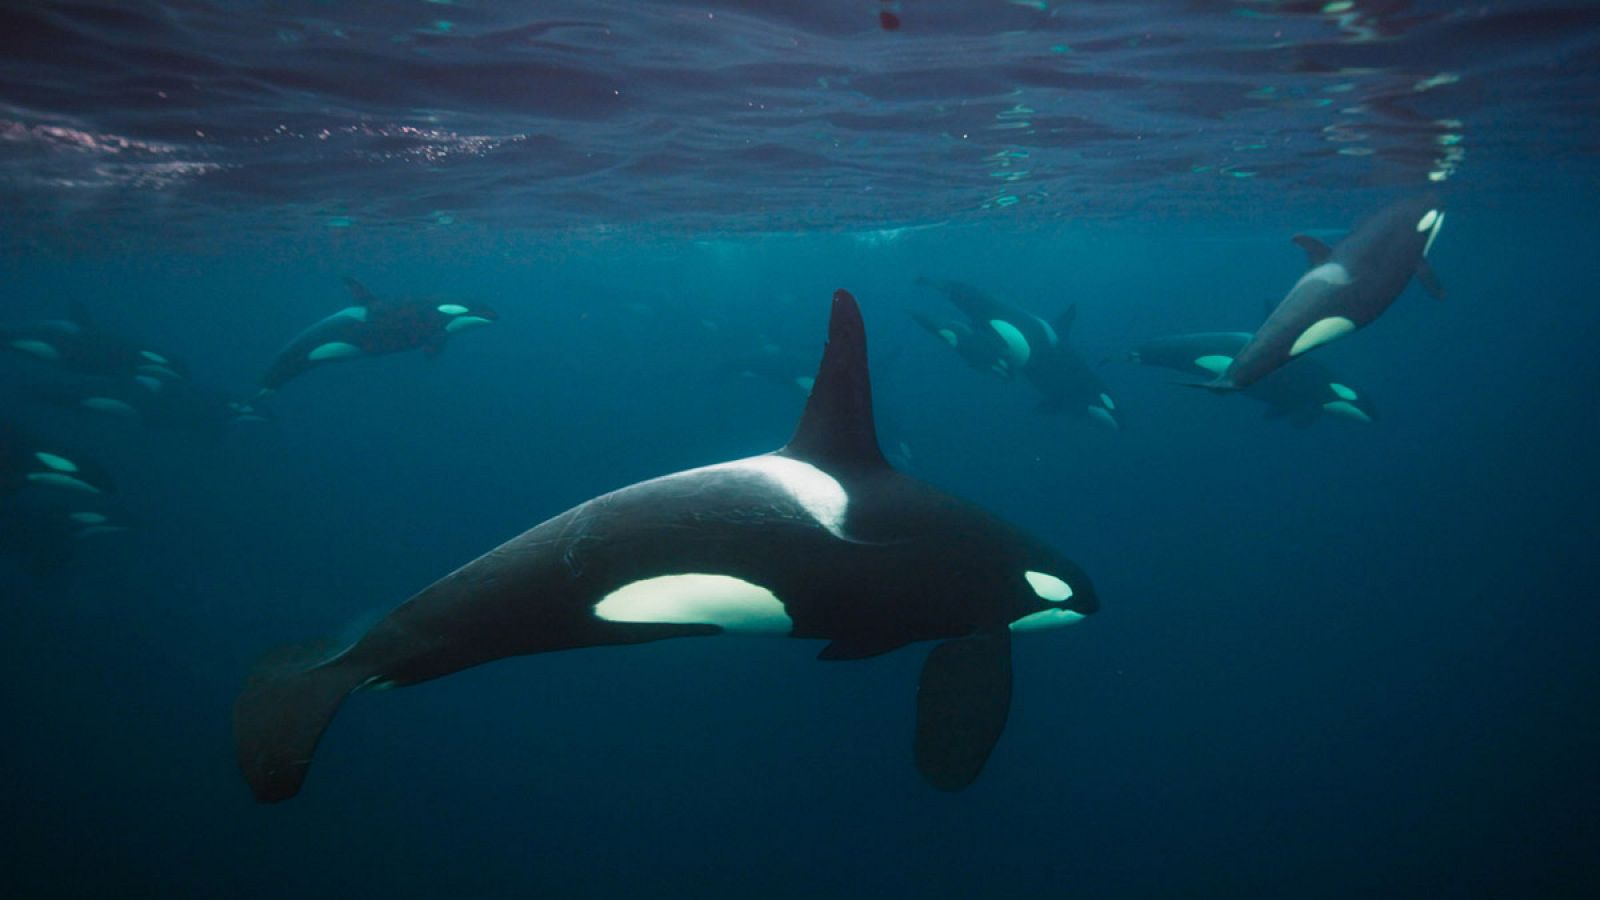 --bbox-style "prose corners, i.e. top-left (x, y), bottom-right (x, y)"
top-left (916, 277), bottom-right (1120, 429)
top-left (910, 311), bottom-right (1016, 380)
top-left (235, 290), bottom-right (1098, 802)
top-left (722, 343), bottom-right (818, 396)
top-left (1129, 332), bottom-right (1377, 425)
top-left (1194, 194), bottom-right (1445, 391)
top-left (0, 490), bottom-right (130, 577)
top-left (0, 419), bottom-right (118, 497)
top-left (36, 374), bottom-right (271, 432)
top-left (0, 301), bottom-right (188, 384)
top-left (258, 278), bottom-right (498, 395)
